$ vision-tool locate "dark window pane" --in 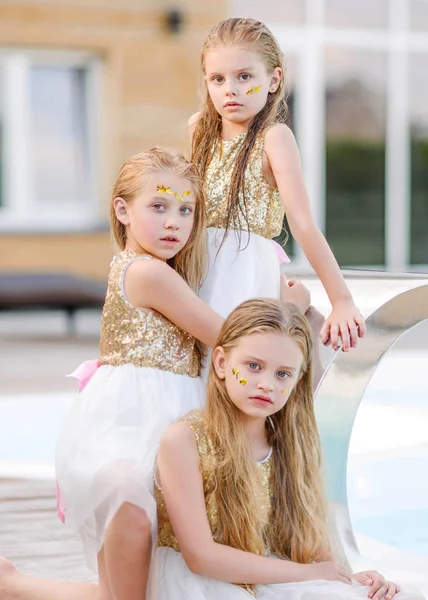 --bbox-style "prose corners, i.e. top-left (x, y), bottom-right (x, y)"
top-left (325, 48), bottom-right (386, 266)
top-left (410, 54), bottom-right (428, 265)
top-left (325, 0), bottom-right (389, 28)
